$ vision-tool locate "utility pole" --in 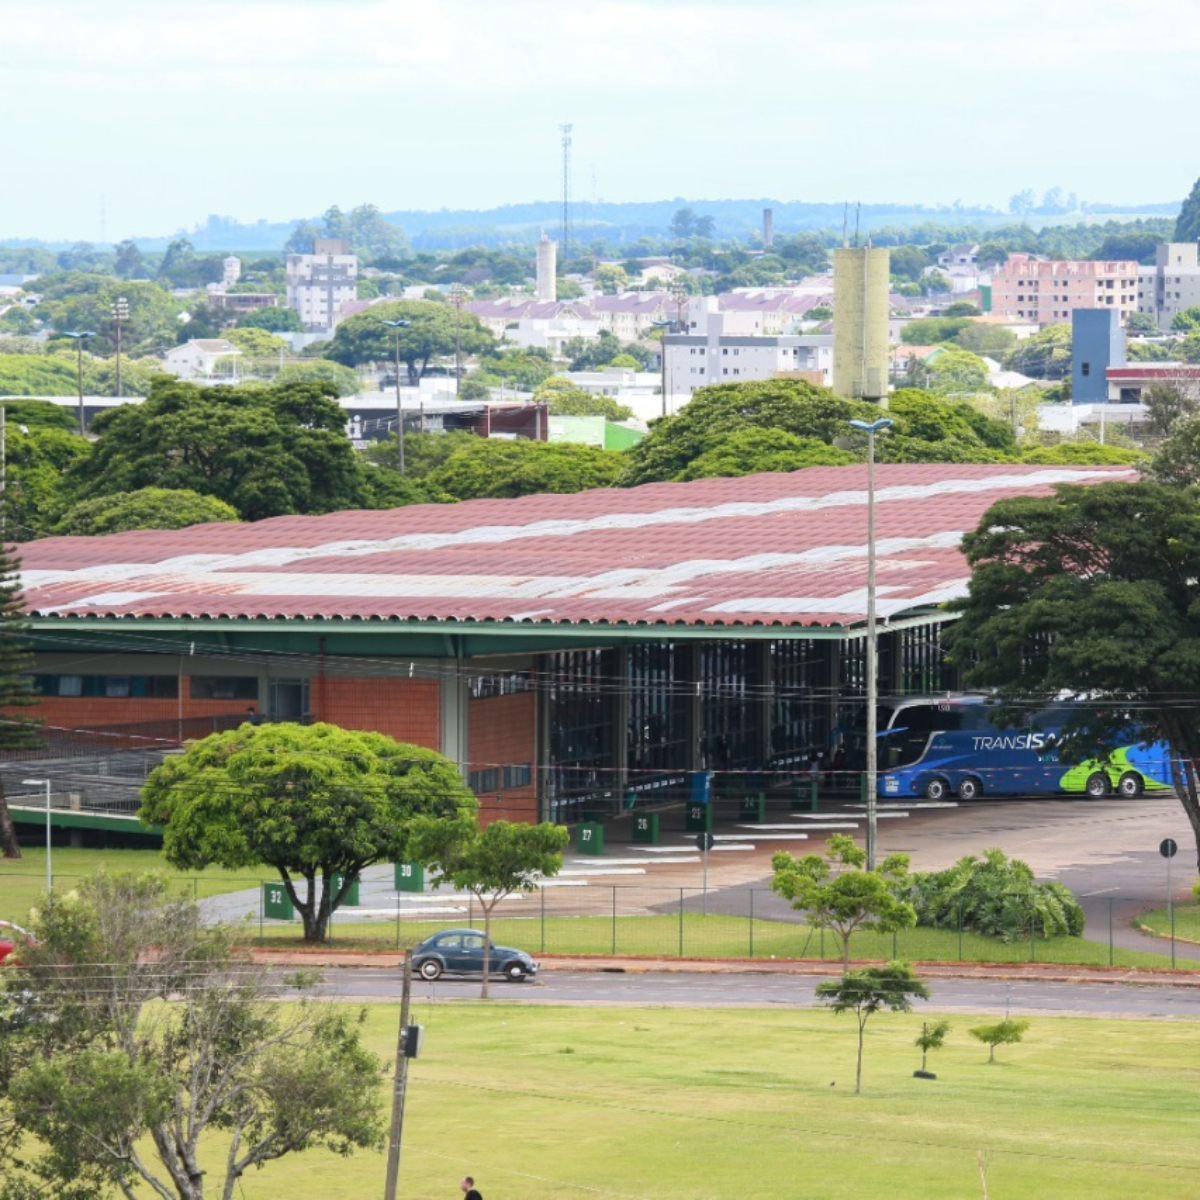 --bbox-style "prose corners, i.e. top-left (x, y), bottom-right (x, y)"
top-left (448, 284), bottom-right (468, 407)
top-left (383, 951), bottom-right (414, 1200)
top-left (380, 318), bottom-right (411, 472)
